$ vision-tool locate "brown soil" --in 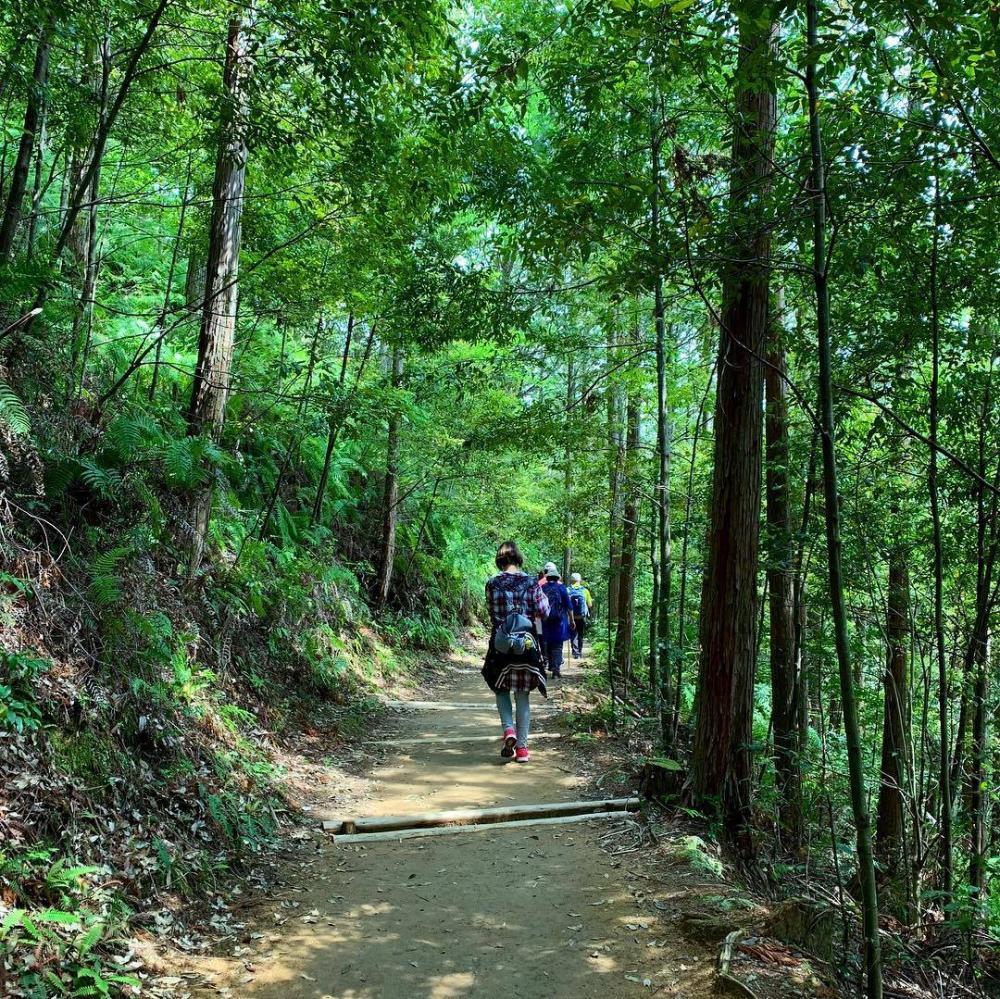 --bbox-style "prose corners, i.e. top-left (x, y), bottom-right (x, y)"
top-left (172, 650), bottom-right (819, 999)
